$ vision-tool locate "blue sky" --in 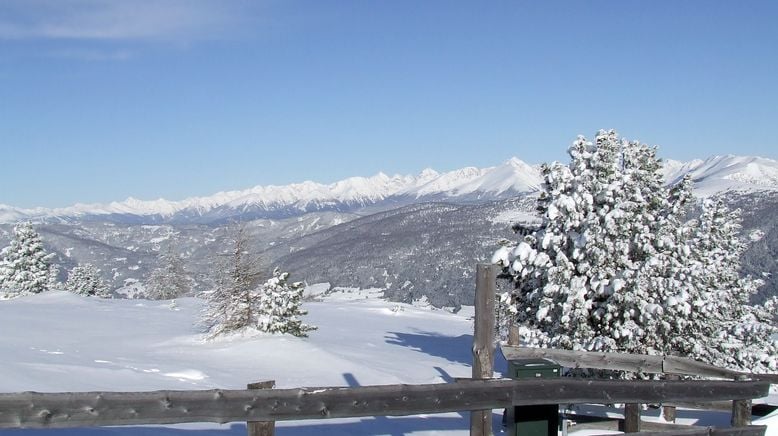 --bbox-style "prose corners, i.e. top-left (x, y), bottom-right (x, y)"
top-left (1, 1), bottom-right (777, 208)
